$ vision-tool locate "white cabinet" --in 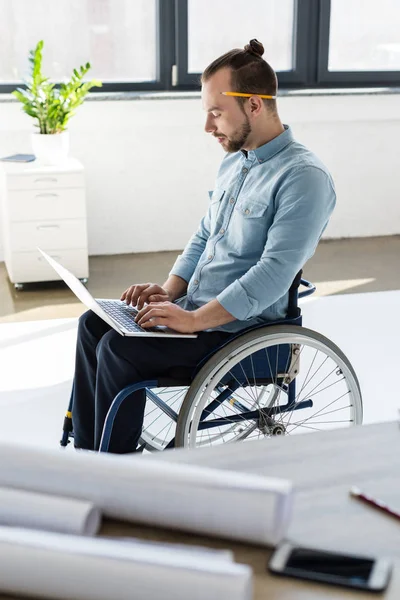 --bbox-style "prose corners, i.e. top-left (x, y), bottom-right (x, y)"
top-left (0, 158), bottom-right (89, 288)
